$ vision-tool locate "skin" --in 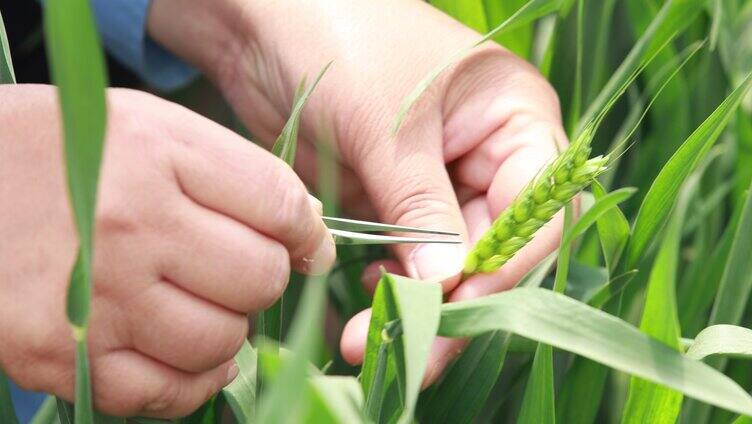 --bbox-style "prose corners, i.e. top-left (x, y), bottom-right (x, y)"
top-left (148, 0), bottom-right (567, 387)
top-left (0, 0), bottom-right (566, 418)
top-left (0, 86), bottom-right (334, 417)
